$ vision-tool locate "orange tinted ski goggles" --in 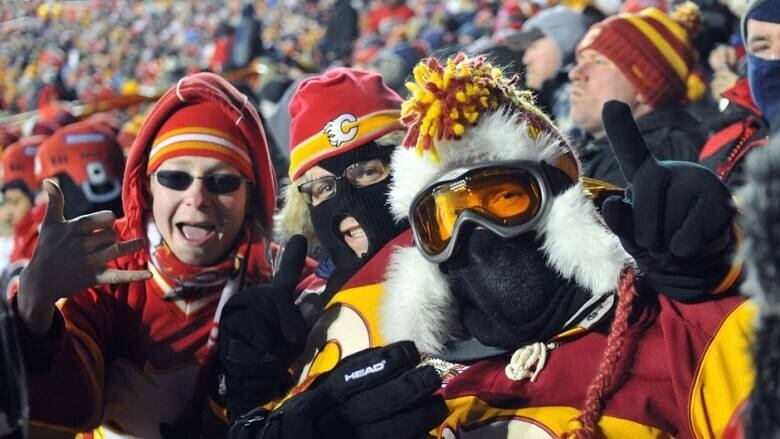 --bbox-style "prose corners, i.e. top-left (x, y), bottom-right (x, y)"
top-left (410, 161), bottom-right (574, 262)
